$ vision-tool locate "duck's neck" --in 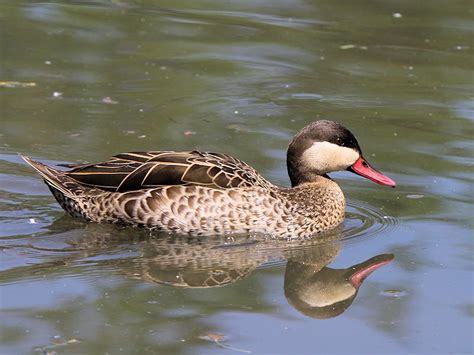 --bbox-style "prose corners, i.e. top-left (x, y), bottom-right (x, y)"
top-left (288, 176), bottom-right (341, 193)
top-left (287, 153), bottom-right (332, 187)
top-left (280, 177), bottom-right (346, 231)
top-left (288, 170), bottom-right (333, 188)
